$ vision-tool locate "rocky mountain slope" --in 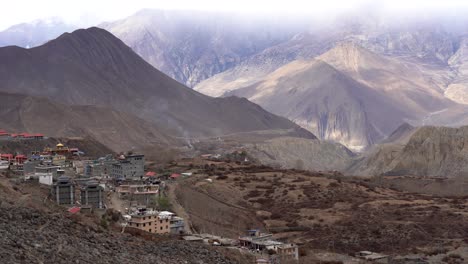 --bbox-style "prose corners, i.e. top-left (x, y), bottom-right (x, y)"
top-left (0, 136), bottom-right (114, 158)
top-left (0, 27), bottom-right (313, 146)
top-left (349, 125), bottom-right (468, 177)
top-left (195, 15), bottom-right (461, 95)
top-left (0, 177), bottom-right (241, 264)
top-left (101, 9), bottom-right (305, 87)
top-left (0, 17), bottom-right (76, 48)
top-left (0, 92), bottom-right (179, 152)
top-left (224, 57), bottom-right (410, 151)
top-left (172, 159), bottom-right (468, 259)
top-left (199, 42), bottom-right (465, 150)
top-left (246, 137), bottom-right (355, 171)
